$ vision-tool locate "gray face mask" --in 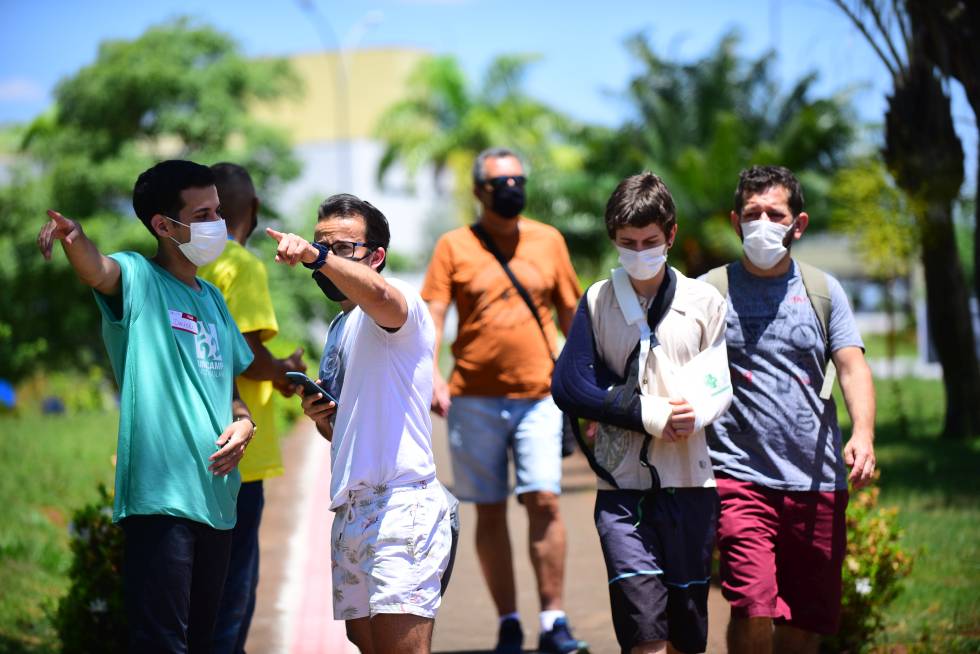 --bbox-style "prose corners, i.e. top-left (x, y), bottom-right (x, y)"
top-left (165, 216), bottom-right (228, 266)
